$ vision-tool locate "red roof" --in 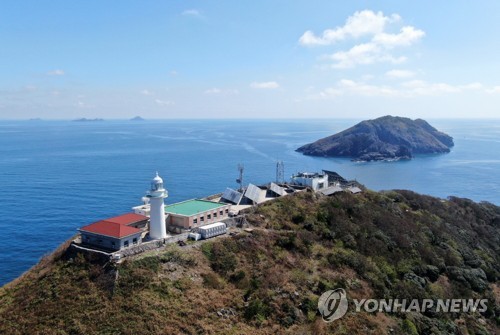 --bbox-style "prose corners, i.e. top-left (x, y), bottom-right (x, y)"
top-left (80, 221), bottom-right (141, 238)
top-left (79, 213), bottom-right (148, 239)
top-left (106, 213), bottom-right (148, 225)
